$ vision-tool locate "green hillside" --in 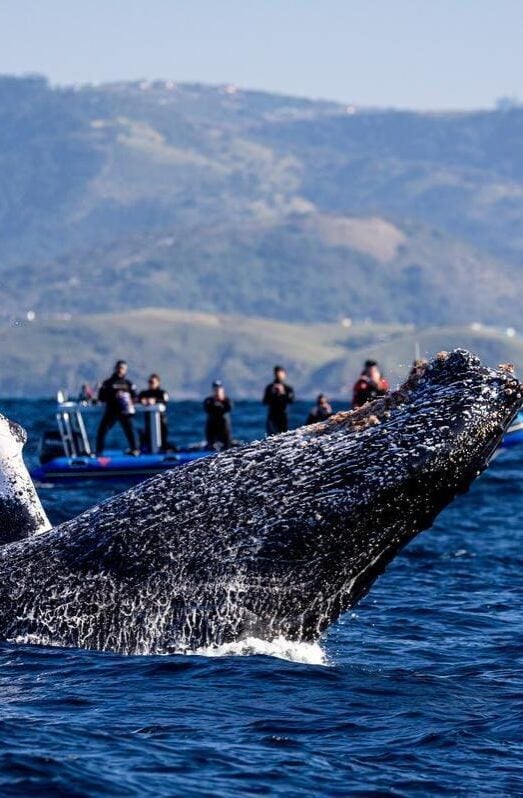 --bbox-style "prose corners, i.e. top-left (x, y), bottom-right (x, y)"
top-left (1, 308), bottom-right (520, 398)
top-left (2, 214), bottom-right (515, 327)
top-left (1, 75), bottom-right (522, 394)
top-left (0, 75), bottom-right (522, 331)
